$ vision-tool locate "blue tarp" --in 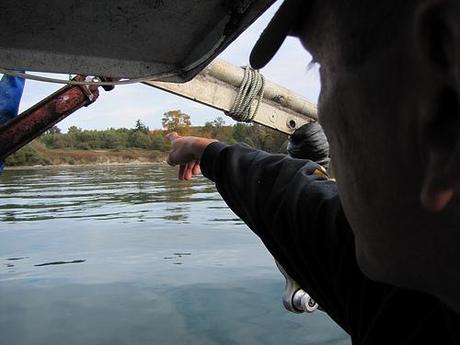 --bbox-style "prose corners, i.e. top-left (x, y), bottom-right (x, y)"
top-left (0, 73), bottom-right (25, 172)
